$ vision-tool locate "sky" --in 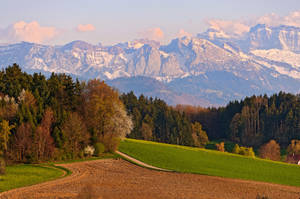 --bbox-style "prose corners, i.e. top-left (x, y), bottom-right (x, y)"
top-left (1, 0), bottom-right (300, 46)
